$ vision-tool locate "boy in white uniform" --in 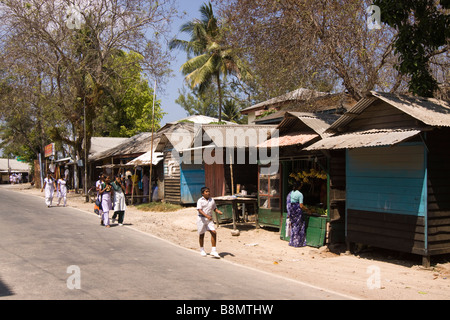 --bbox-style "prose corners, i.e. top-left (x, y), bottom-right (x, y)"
top-left (197, 187), bottom-right (223, 258)
top-left (56, 177), bottom-right (68, 207)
